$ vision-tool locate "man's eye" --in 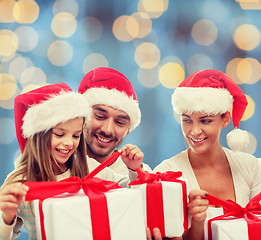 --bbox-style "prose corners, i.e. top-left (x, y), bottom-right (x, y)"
top-left (95, 114), bottom-right (104, 119)
top-left (202, 120), bottom-right (211, 124)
